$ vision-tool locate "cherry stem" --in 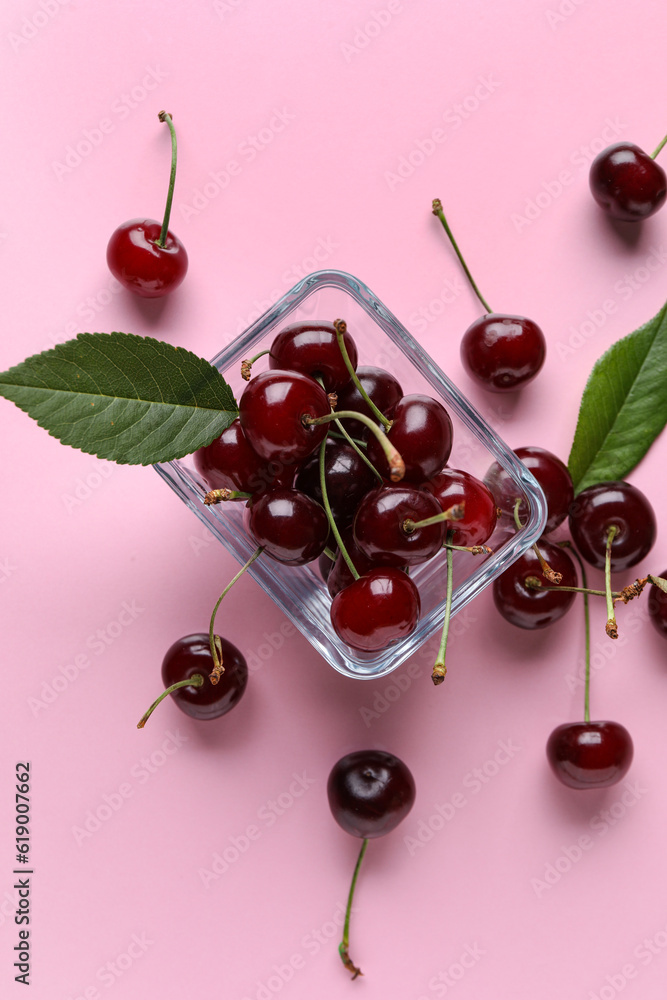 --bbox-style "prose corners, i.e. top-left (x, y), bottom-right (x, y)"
top-left (651, 133), bottom-right (667, 159)
top-left (431, 198), bottom-right (492, 314)
top-left (137, 674), bottom-right (204, 729)
top-left (333, 318), bottom-right (391, 430)
top-left (305, 410), bottom-right (405, 481)
top-left (241, 349), bottom-right (271, 381)
top-left (432, 530), bottom-right (455, 685)
top-left (531, 543), bottom-right (562, 585)
top-left (204, 488), bottom-right (252, 505)
top-left (444, 542), bottom-right (493, 555)
top-left (339, 837), bottom-right (368, 980)
top-left (524, 578), bottom-right (620, 599)
top-left (333, 416), bottom-right (383, 482)
top-left (605, 526), bottom-right (619, 639)
top-left (403, 502), bottom-right (464, 536)
top-left (560, 542), bottom-right (591, 722)
top-left (156, 111), bottom-right (177, 248)
top-left (319, 436), bottom-right (359, 581)
top-left (208, 546), bottom-right (264, 682)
